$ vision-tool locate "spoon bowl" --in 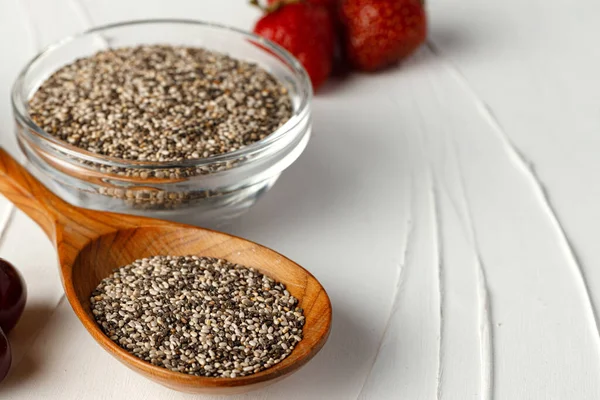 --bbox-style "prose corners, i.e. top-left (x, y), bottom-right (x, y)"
top-left (0, 148), bottom-right (332, 394)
